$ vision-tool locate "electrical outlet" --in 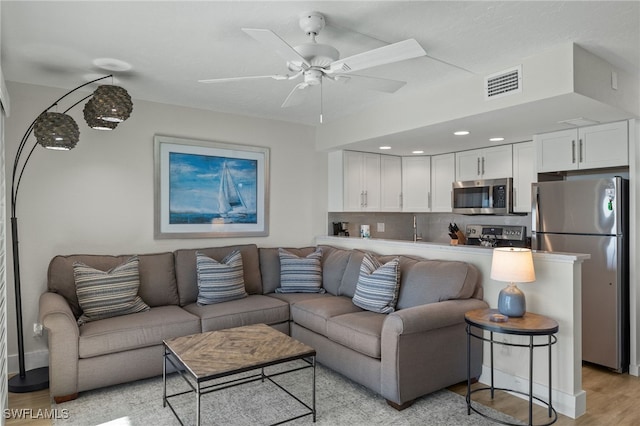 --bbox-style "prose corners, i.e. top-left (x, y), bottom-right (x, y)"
top-left (33, 322), bottom-right (43, 337)
top-left (377, 222), bottom-right (385, 232)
